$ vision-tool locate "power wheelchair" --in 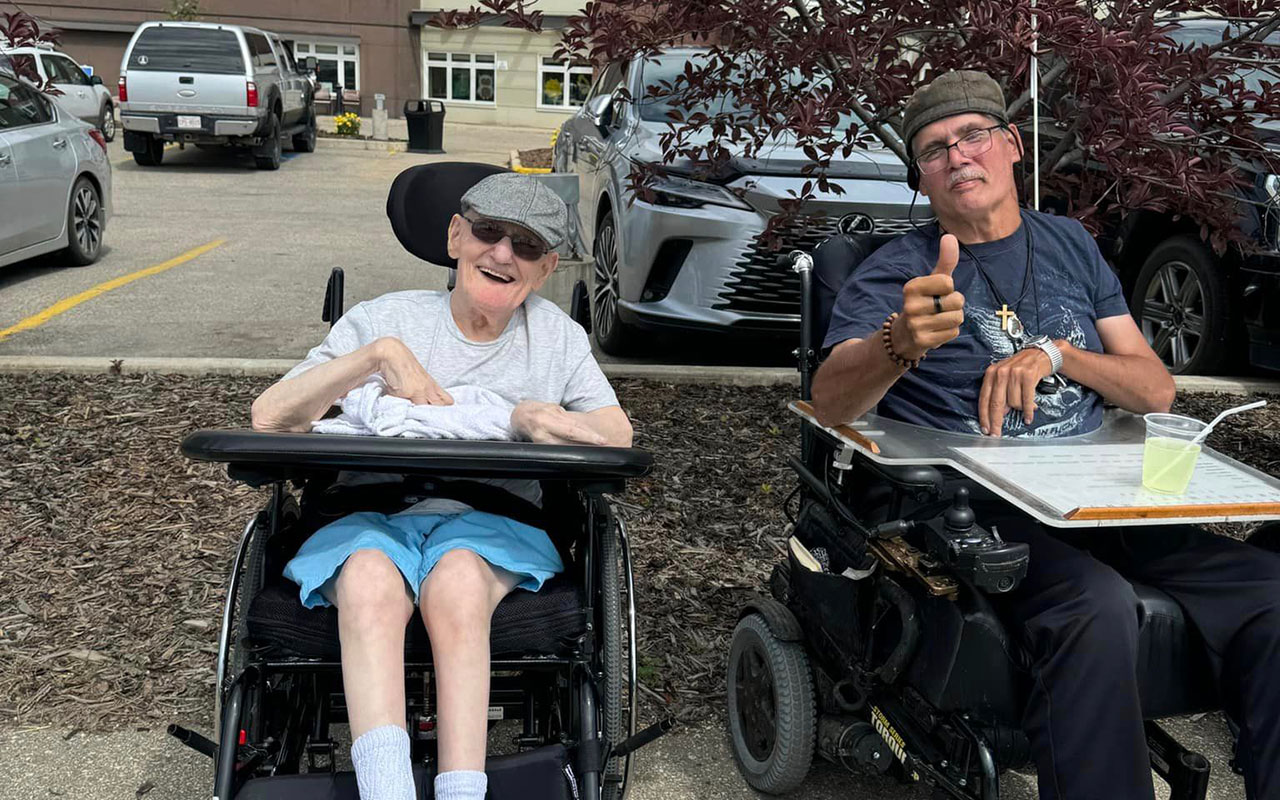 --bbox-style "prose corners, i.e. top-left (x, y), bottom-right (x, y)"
top-left (726, 225), bottom-right (1280, 799)
top-left (172, 162), bottom-right (668, 800)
